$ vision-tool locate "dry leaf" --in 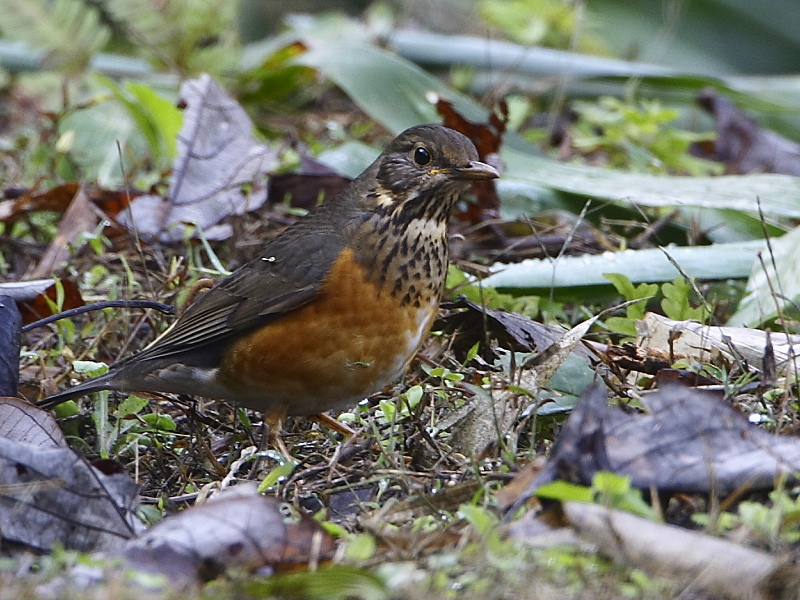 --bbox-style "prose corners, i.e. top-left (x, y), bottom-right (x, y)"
top-left (434, 94), bottom-right (505, 223)
top-left (0, 278), bottom-right (84, 325)
top-left (0, 408), bottom-right (142, 552)
top-left (0, 397), bottom-right (67, 447)
top-left (29, 187), bottom-right (98, 278)
top-left (118, 74), bottom-right (277, 242)
top-left (564, 501), bottom-right (780, 600)
top-left (0, 295), bottom-right (21, 397)
top-left (697, 88), bottom-right (800, 176)
top-left (638, 312), bottom-right (800, 375)
top-left (509, 383), bottom-right (800, 515)
top-left (124, 491), bottom-right (336, 584)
